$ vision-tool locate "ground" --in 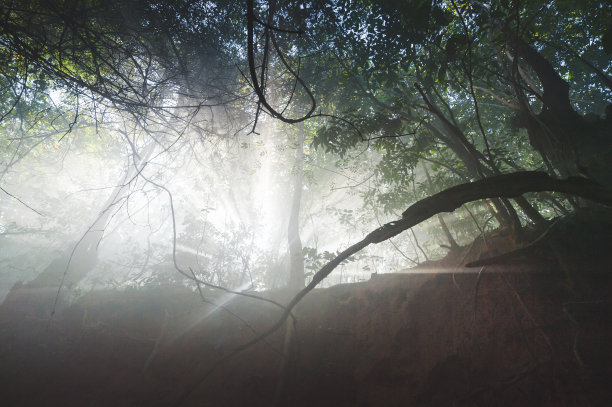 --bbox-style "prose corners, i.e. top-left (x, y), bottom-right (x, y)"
top-left (1, 208), bottom-right (611, 406)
